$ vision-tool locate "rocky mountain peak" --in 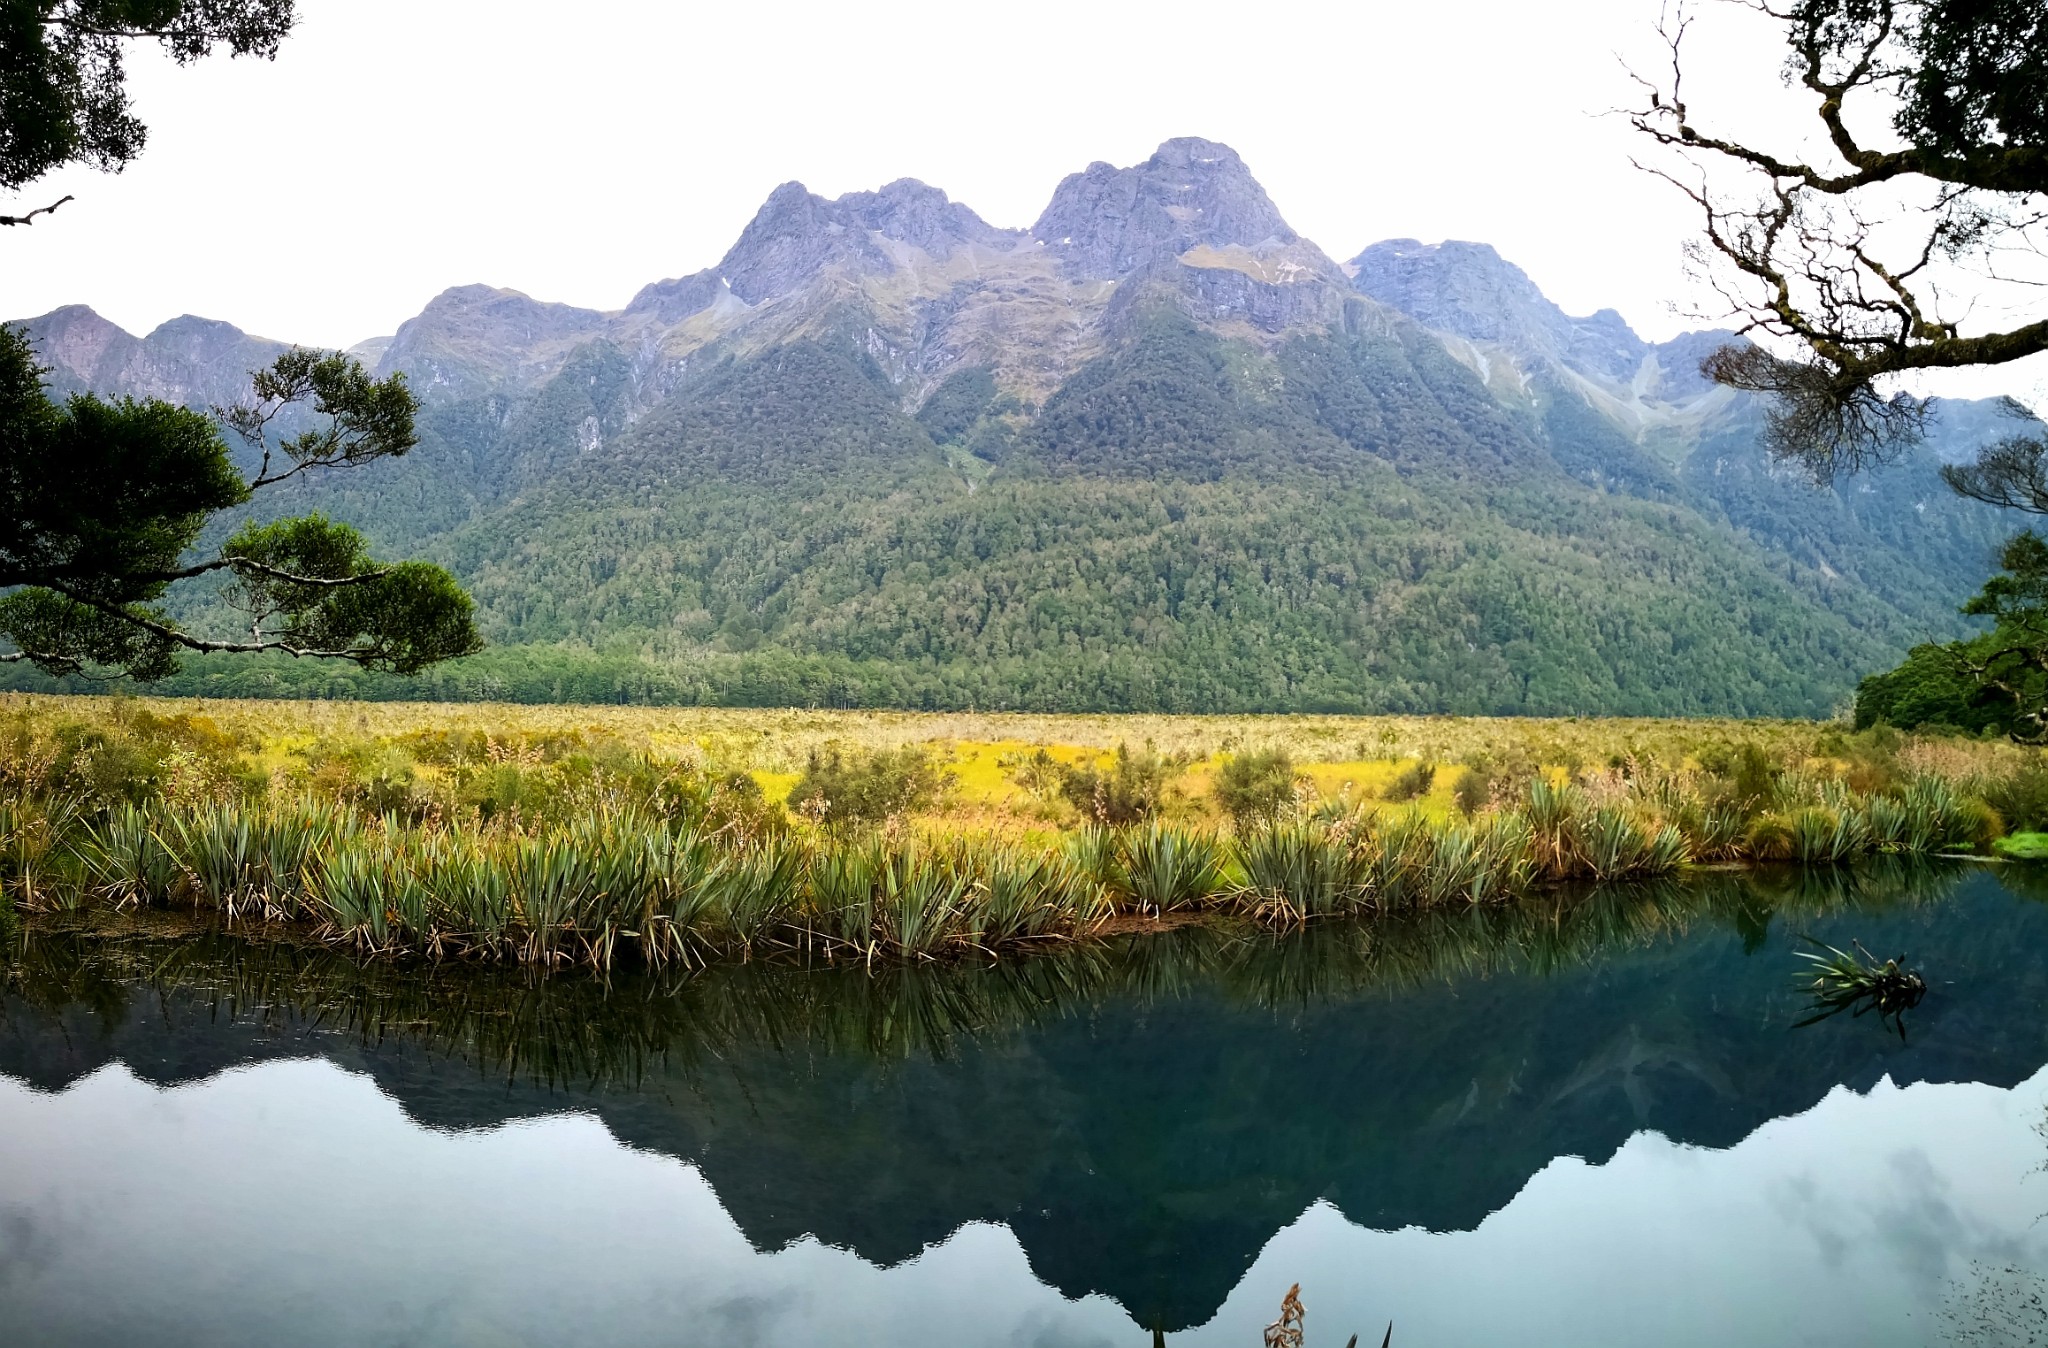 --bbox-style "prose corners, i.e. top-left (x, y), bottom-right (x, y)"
top-left (717, 181), bottom-right (893, 304)
top-left (144, 315), bottom-right (271, 369)
top-left (15, 305), bottom-right (285, 405)
top-left (624, 268), bottom-right (729, 325)
top-left (378, 285), bottom-right (611, 391)
top-left (19, 304), bottom-right (131, 382)
top-left (1348, 239), bottom-right (1646, 382)
top-left (1031, 136), bottom-right (1302, 280)
top-left (717, 178), bottom-right (1016, 306)
top-left (834, 178), bottom-right (1018, 257)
